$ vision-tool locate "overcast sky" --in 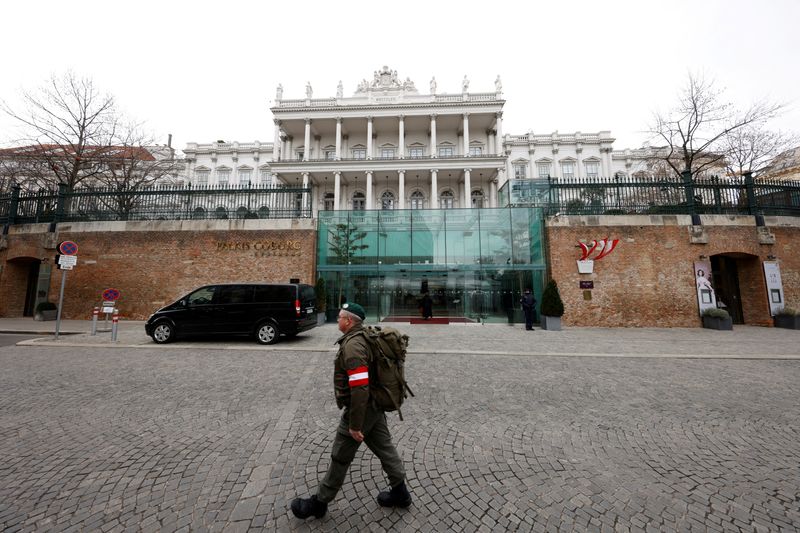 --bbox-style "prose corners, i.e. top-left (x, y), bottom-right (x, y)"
top-left (1, 0), bottom-right (798, 153)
